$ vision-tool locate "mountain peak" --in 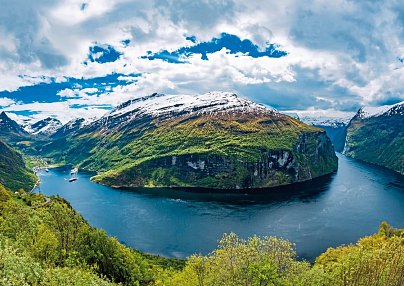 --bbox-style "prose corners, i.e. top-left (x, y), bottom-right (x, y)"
top-left (356, 101), bottom-right (404, 119)
top-left (0, 111), bottom-right (9, 119)
top-left (0, 111), bottom-right (26, 134)
top-left (107, 92), bottom-right (275, 122)
top-left (51, 117), bottom-right (96, 139)
top-left (29, 117), bottom-right (62, 136)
